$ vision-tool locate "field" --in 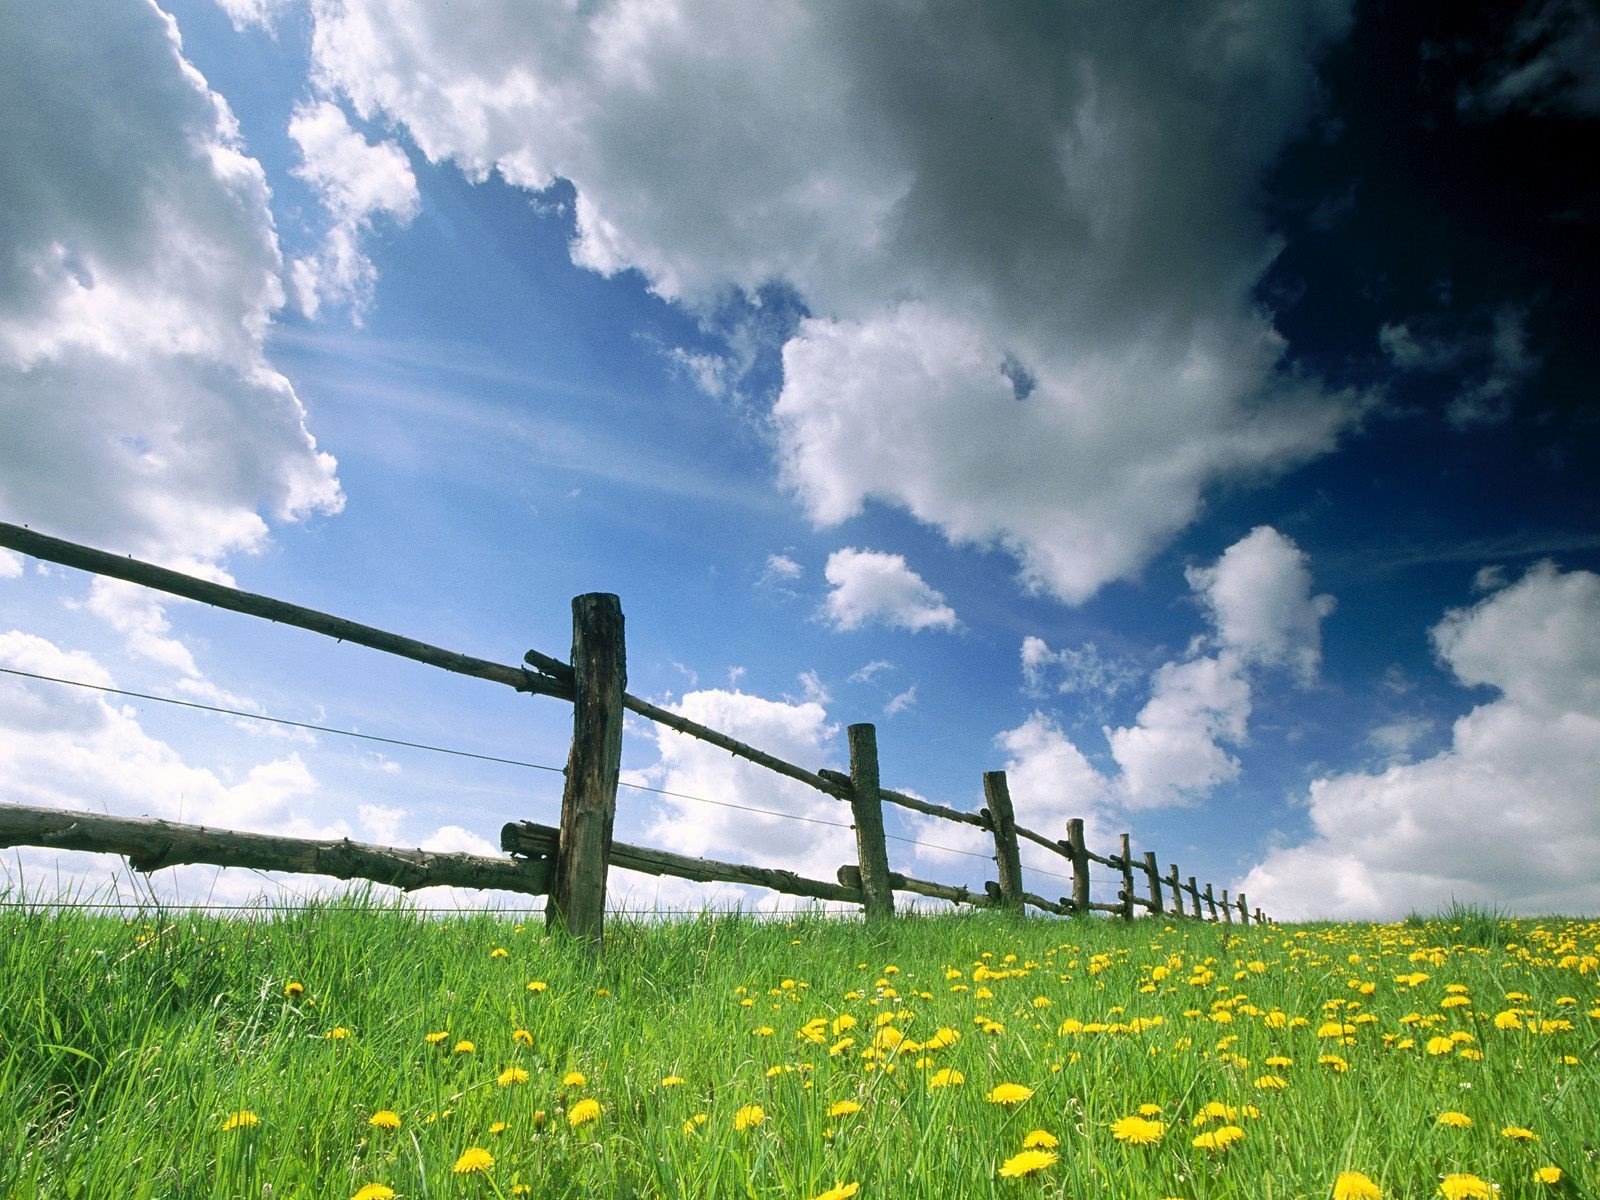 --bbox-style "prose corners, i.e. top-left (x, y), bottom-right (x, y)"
top-left (2, 901), bottom-right (1596, 1199)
